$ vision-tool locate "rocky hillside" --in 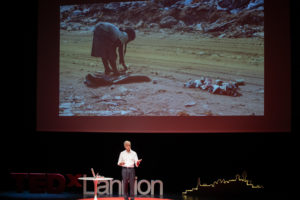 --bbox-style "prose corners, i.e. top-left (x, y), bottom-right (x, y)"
top-left (60, 0), bottom-right (264, 38)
